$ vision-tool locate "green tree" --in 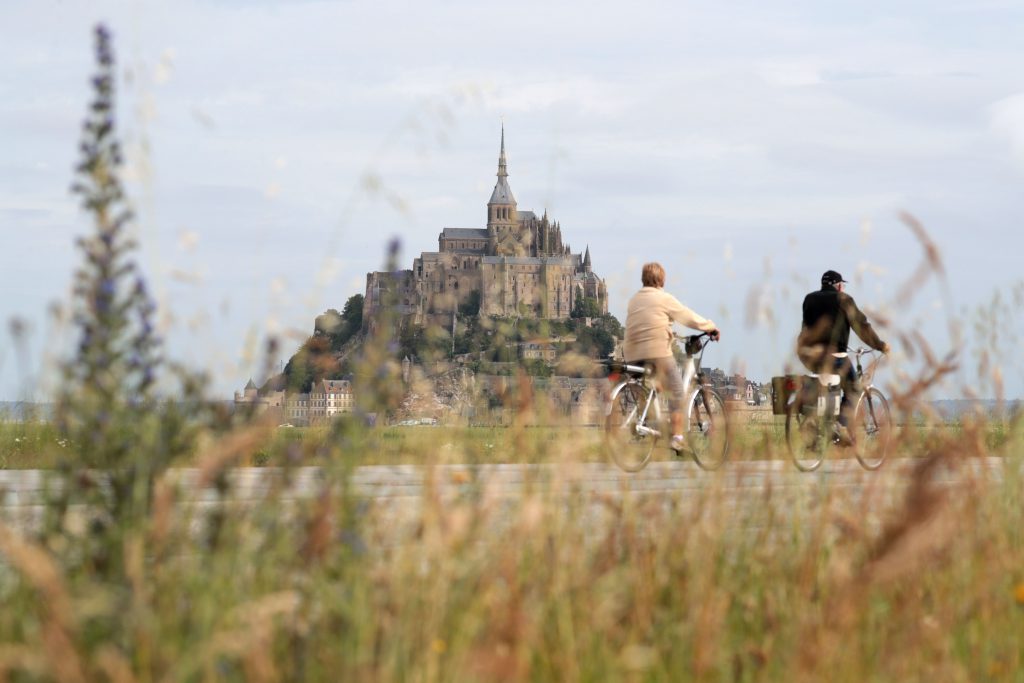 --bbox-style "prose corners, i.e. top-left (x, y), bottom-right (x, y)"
top-left (282, 293), bottom-right (366, 387)
top-left (340, 293), bottom-right (364, 334)
top-left (283, 335), bottom-right (341, 393)
top-left (317, 293), bottom-right (364, 351)
top-left (283, 343), bottom-right (313, 393)
top-left (571, 296), bottom-right (602, 319)
top-left (458, 289), bottom-right (481, 318)
top-left (591, 313), bottom-right (624, 339)
top-left (395, 320), bottom-right (453, 362)
top-left (573, 326), bottom-right (616, 358)
top-left (522, 359), bottom-right (553, 377)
